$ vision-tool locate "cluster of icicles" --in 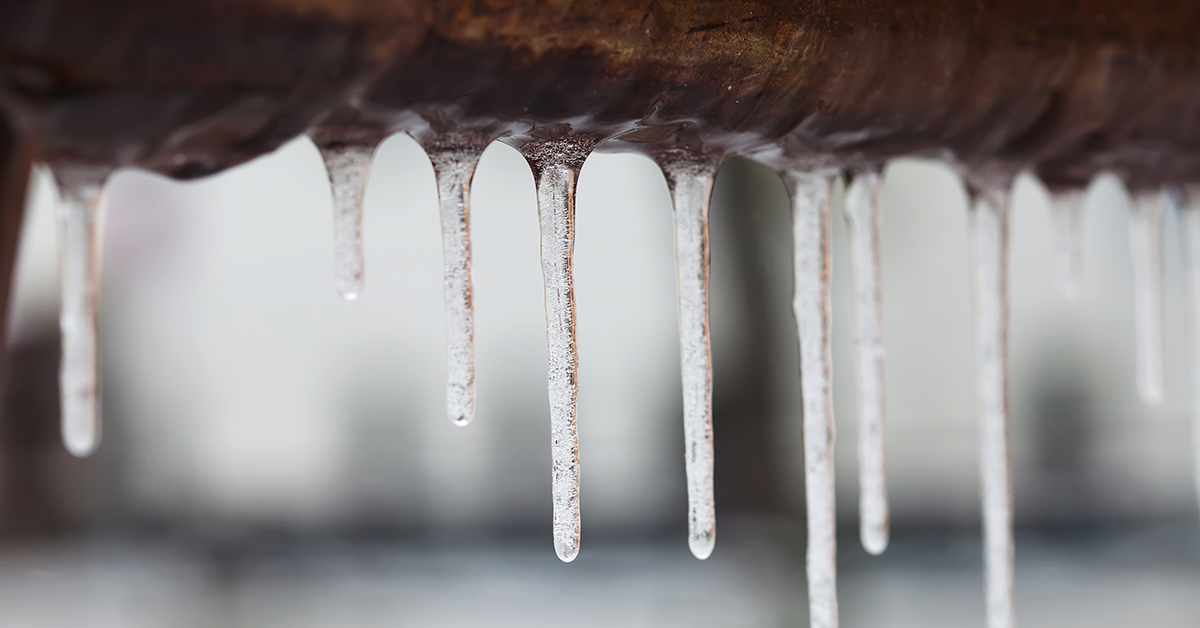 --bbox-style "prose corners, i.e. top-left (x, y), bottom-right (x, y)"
top-left (43, 125), bottom-right (1200, 628)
